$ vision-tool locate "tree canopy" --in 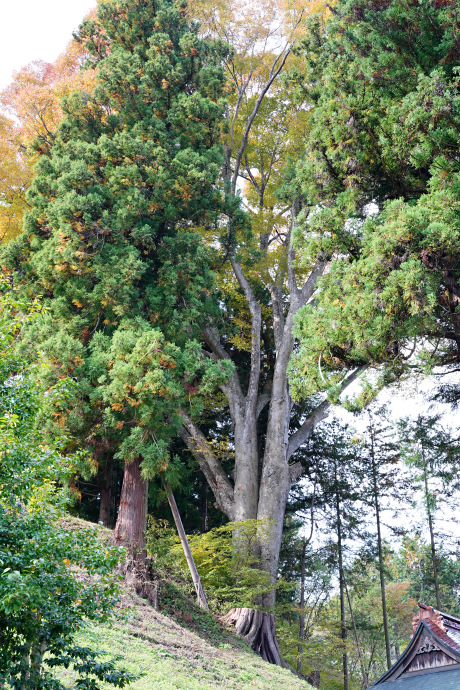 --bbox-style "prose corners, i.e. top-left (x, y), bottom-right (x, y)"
top-left (2, 0), bottom-right (460, 685)
top-left (292, 0), bottom-right (460, 397)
